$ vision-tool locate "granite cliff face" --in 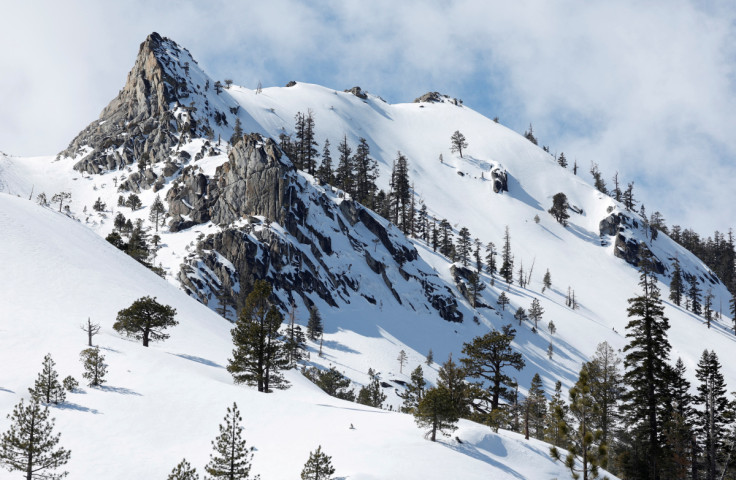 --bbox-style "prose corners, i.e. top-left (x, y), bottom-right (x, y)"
top-left (58, 32), bottom-right (239, 175)
top-left (173, 134), bottom-right (462, 321)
